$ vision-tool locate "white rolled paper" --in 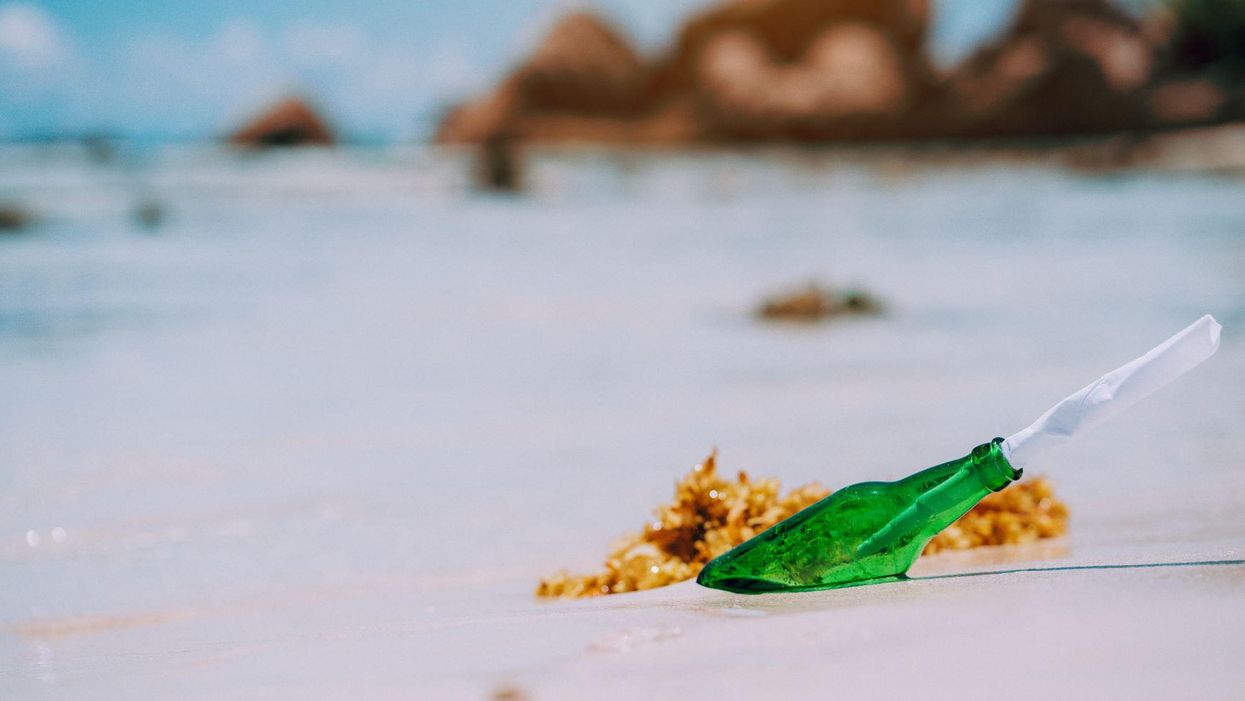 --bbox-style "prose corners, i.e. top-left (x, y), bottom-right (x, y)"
top-left (1002, 314), bottom-right (1222, 471)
